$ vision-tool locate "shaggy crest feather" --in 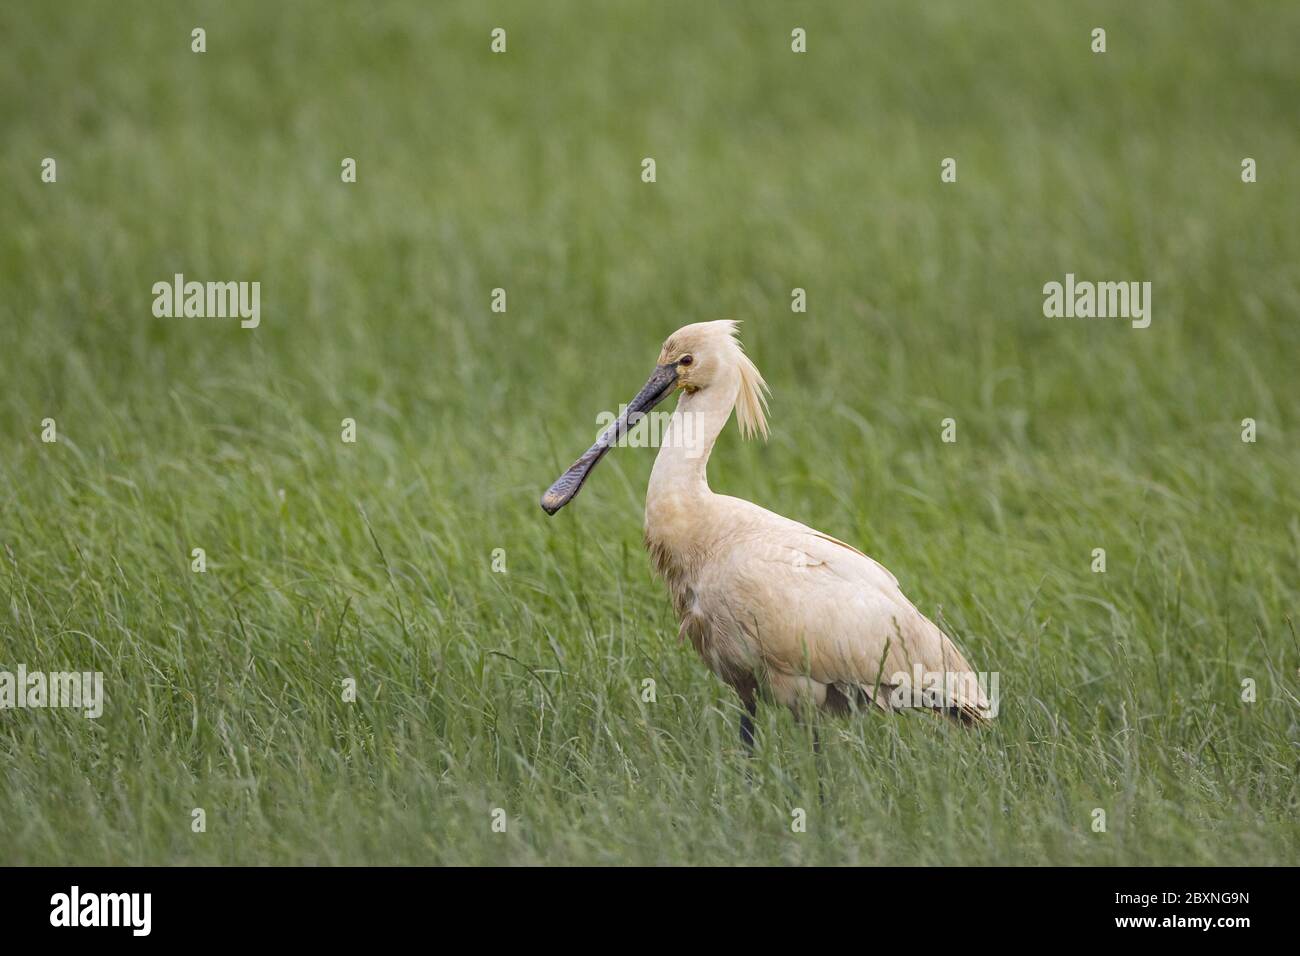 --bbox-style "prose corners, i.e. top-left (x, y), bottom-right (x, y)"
top-left (725, 321), bottom-right (770, 440)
